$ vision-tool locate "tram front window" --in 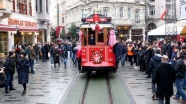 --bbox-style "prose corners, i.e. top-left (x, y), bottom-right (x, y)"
top-left (98, 33), bottom-right (104, 42)
top-left (88, 34), bottom-right (95, 45)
